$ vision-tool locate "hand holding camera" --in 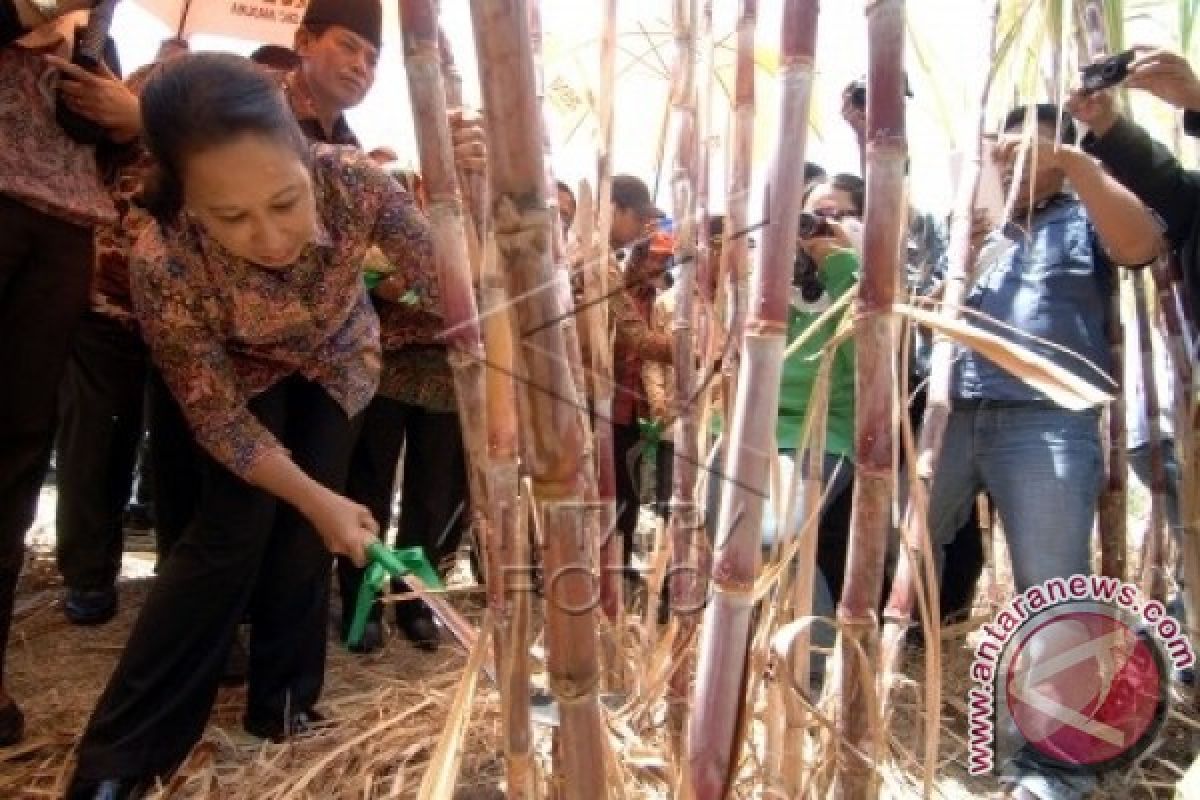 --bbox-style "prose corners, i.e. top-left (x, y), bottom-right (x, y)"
top-left (1076, 46), bottom-right (1200, 115)
top-left (1124, 47), bottom-right (1200, 113)
top-left (793, 214), bottom-right (855, 303)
